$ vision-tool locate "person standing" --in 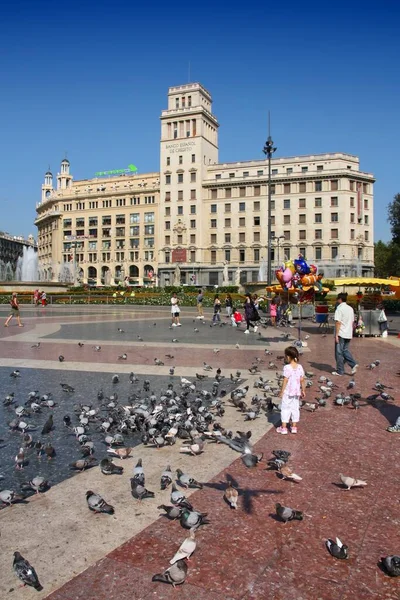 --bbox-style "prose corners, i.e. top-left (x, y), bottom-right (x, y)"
top-left (243, 293), bottom-right (259, 334)
top-left (196, 289), bottom-right (204, 319)
top-left (277, 346), bottom-right (305, 435)
top-left (332, 292), bottom-right (358, 376)
top-left (270, 297), bottom-right (277, 326)
top-left (4, 293), bottom-right (24, 327)
top-left (171, 292), bottom-right (181, 327)
top-left (225, 293), bottom-right (233, 319)
top-left (40, 291), bottom-right (47, 307)
top-left (212, 295), bottom-right (222, 325)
